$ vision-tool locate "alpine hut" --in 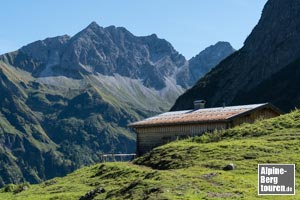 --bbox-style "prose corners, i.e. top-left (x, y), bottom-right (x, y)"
top-left (128, 101), bottom-right (282, 155)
